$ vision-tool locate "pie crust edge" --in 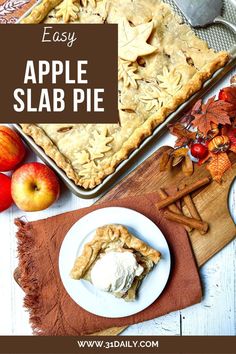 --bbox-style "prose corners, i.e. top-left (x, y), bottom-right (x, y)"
top-left (19, 0), bottom-right (230, 189)
top-left (70, 224), bottom-right (161, 280)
